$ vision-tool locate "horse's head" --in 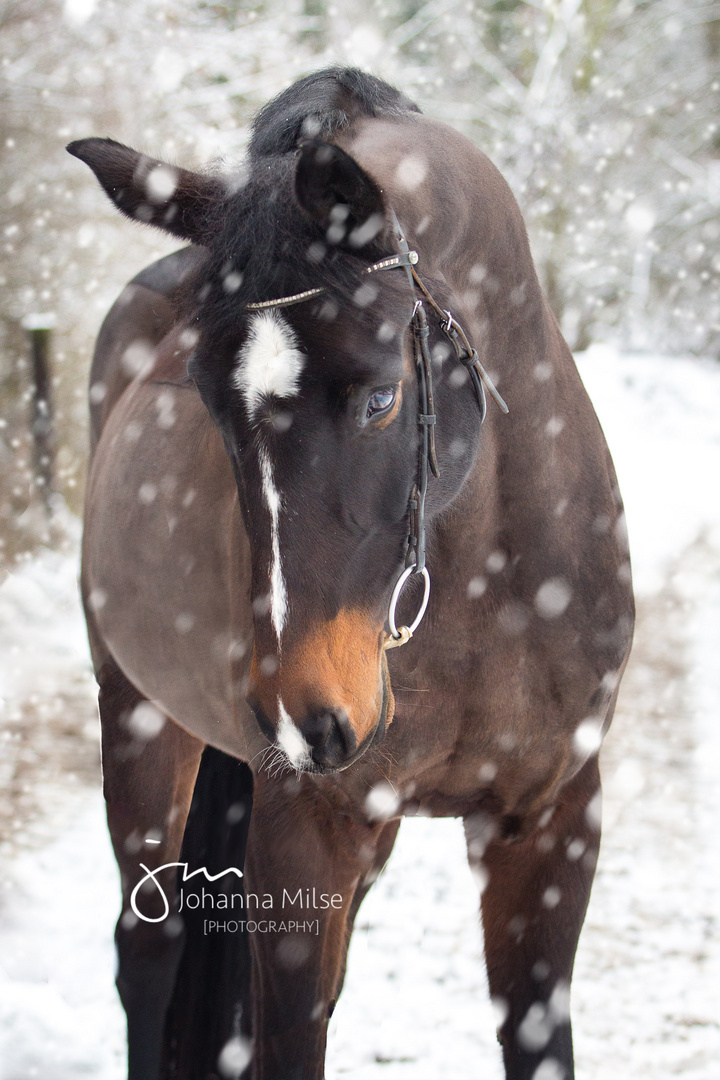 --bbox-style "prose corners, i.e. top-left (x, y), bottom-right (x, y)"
top-left (69, 136), bottom-right (486, 773)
